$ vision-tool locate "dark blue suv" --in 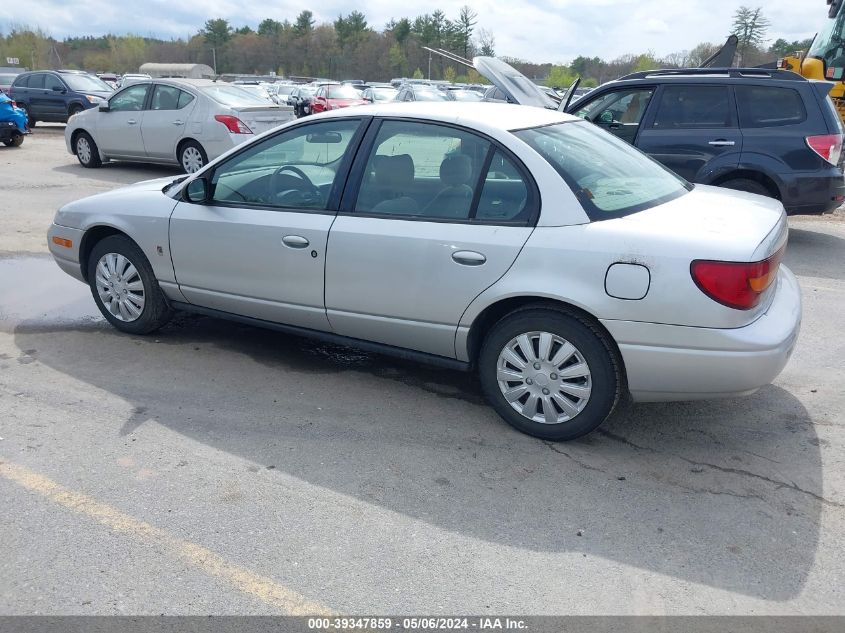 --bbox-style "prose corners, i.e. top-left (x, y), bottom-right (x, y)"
top-left (9, 70), bottom-right (112, 127)
top-left (568, 68), bottom-right (845, 215)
